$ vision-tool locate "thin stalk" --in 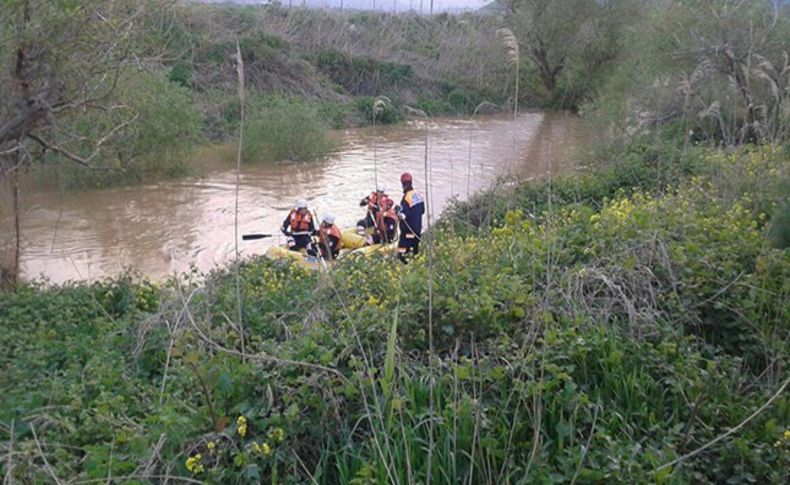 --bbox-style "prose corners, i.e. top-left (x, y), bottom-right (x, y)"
top-left (234, 38), bottom-right (246, 359)
top-left (6, 419), bottom-right (14, 485)
top-left (496, 29), bottom-right (520, 121)
top-left (423, 113), bottom-right (435, 485)
top-left (373, 115), bottom-right (378, 189)
top-left (187, 361), bottom-right (218, 428)
top-left (466, 131), bottom-right (472, 199)
top-left (12, 164), bottom-right (20, 291)
top-left (372, 96), bottom-right (390, 190)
